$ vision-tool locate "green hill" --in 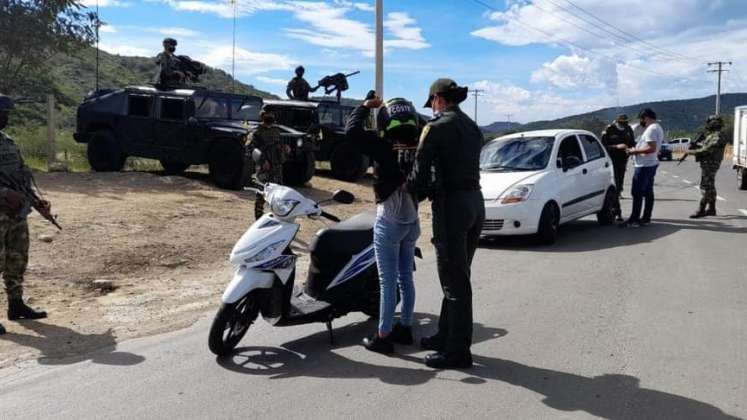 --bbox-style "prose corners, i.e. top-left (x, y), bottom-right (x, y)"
top-left (483, 93), bottom-right (747, 138)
